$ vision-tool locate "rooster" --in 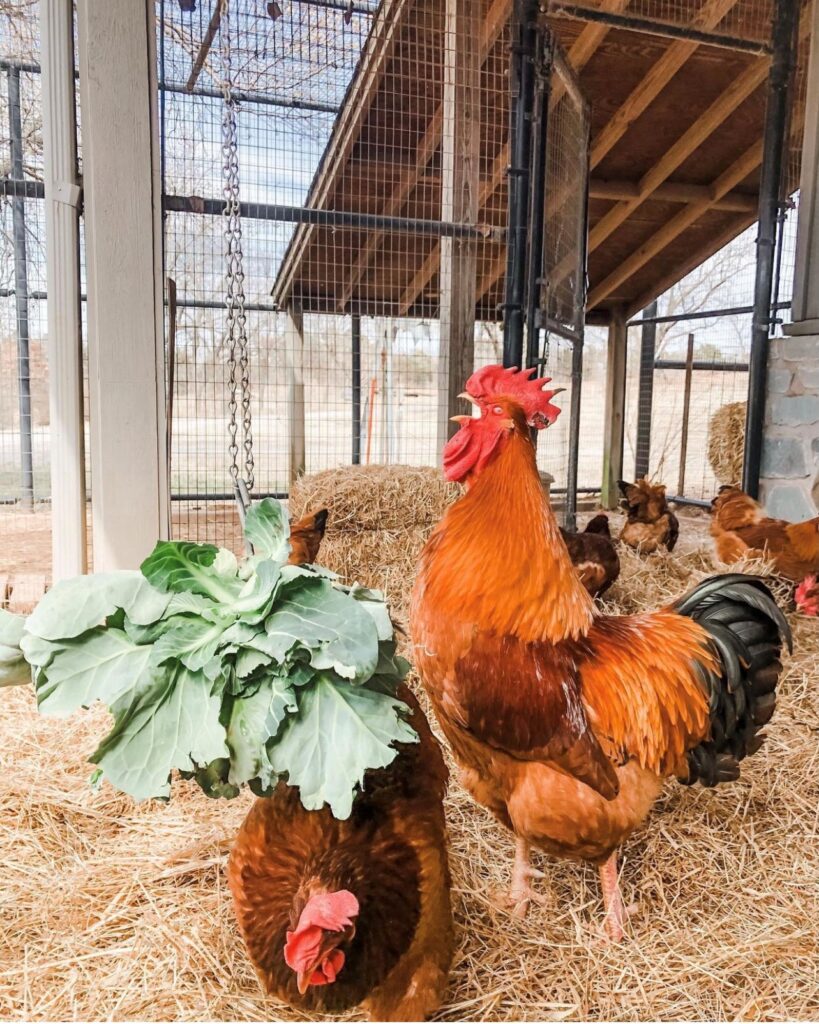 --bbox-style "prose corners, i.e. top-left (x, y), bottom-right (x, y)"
top-left (795, 574), bottom-right (819, 616)
top-left (711, 485), bottom-right (819, 582)
top-left (411, 365), bottom-right (791, 941)
top-left (560, 514), bottom-right (620, 598)
top-left (228, 685), bottom-right (453, 1020)
top-left (618, 478), bottom-right (679, 553)
top-left (288, 507), bottom-right (329, 565)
